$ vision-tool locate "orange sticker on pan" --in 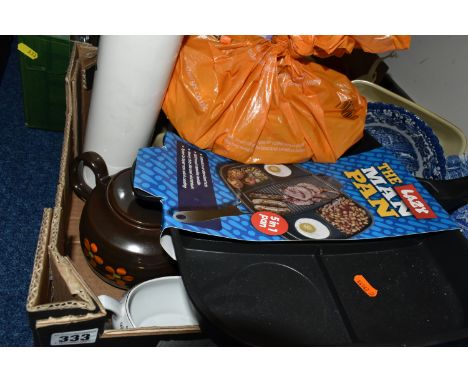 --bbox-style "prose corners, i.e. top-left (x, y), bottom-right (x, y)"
top-left (354, 274), bottom-right (378, 297)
